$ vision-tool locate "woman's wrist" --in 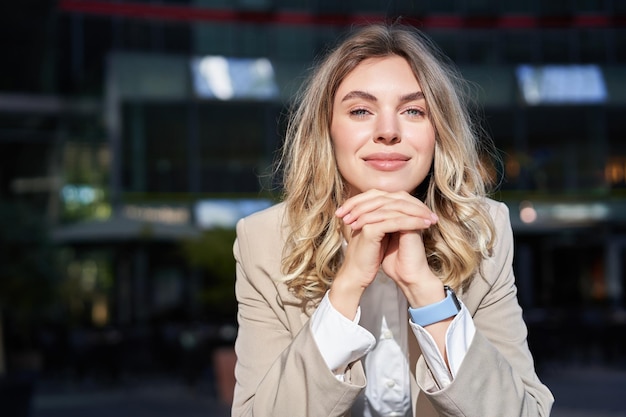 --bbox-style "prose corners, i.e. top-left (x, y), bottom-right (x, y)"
top-left (402, 276), bottom-right (446, 308)
top-left (329, 273), bottom-right (366, 320)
